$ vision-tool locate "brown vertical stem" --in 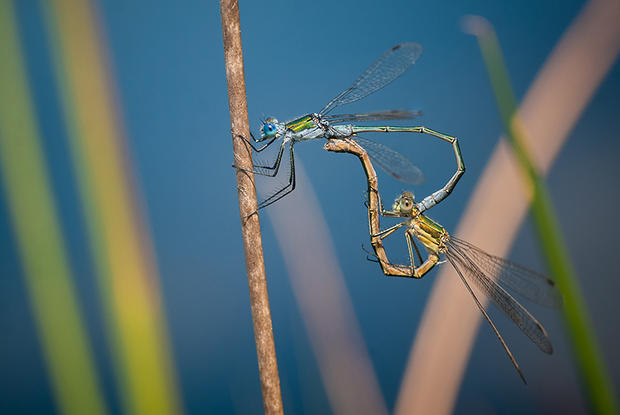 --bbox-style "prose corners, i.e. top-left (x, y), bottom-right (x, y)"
top-left (219, 1), bottom-right (283, 414)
